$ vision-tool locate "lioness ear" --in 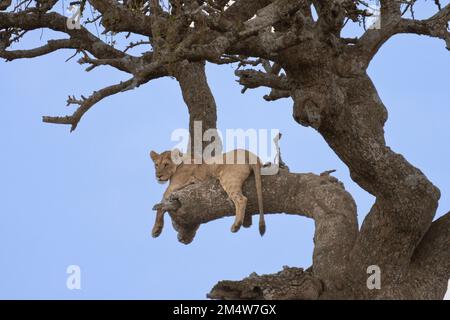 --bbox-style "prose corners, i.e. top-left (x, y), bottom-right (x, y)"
top-left (150, 150), bottom-right (159, 162)
top-left (171, 148), bottom-right (183, 165)
top-left (174, 148), bottom-right (183, 157)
